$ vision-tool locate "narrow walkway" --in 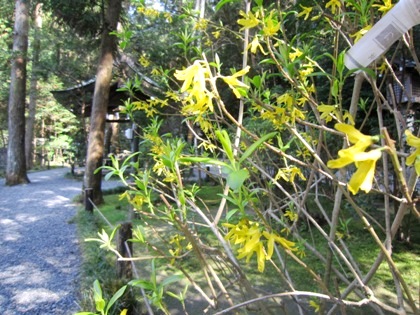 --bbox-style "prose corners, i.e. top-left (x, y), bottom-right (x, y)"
top-left (0, 168), bottom-right (120, 315)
